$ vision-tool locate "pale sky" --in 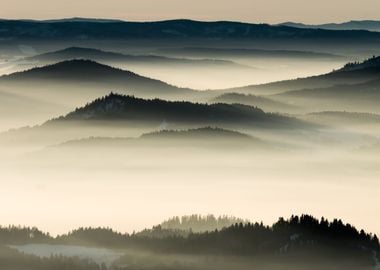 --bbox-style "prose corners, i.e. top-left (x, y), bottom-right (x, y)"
top-left (0, 0), bottom-right (379, 24)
